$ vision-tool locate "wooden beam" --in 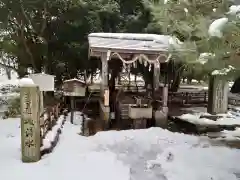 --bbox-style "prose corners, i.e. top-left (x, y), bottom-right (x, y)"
top-left (90, 47), bottom-right (166, 54)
